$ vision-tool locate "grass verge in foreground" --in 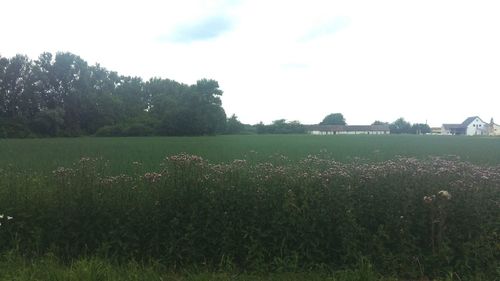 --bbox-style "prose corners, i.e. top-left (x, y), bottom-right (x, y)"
top-left (2, 253), bottom-right (487, 281)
